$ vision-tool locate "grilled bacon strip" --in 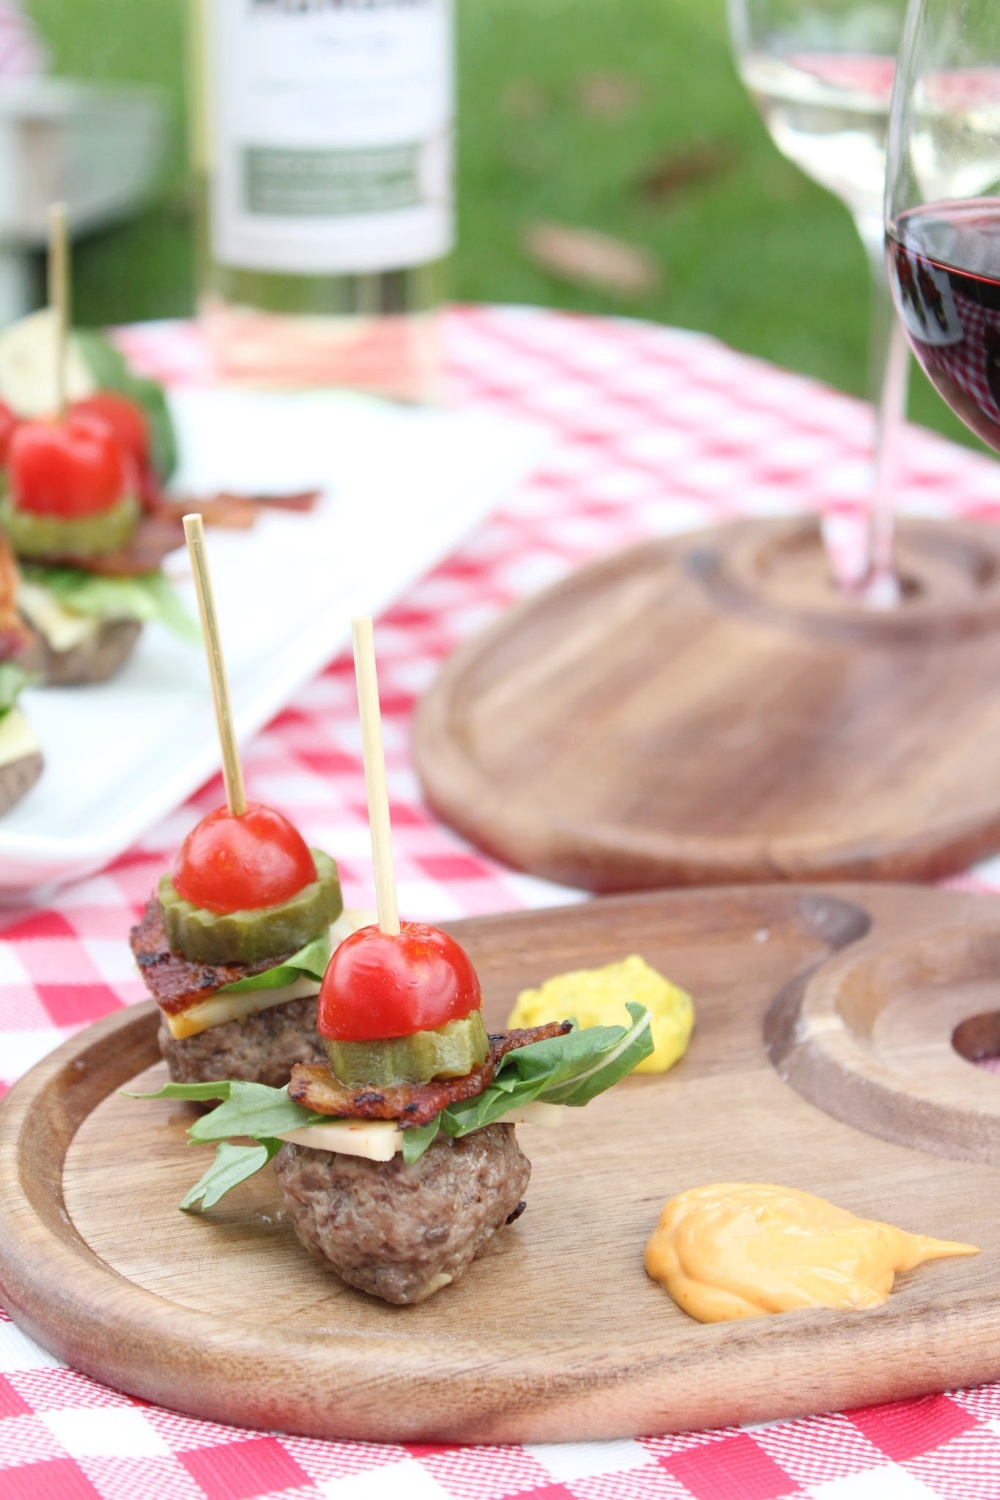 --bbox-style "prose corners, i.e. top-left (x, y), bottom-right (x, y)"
top-left (156, 490), bottom-right (323, 529)
top-left (288, 1021), bottom-right (572, 1127)
top-left (129, 896), bottom-right (298, 1015)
